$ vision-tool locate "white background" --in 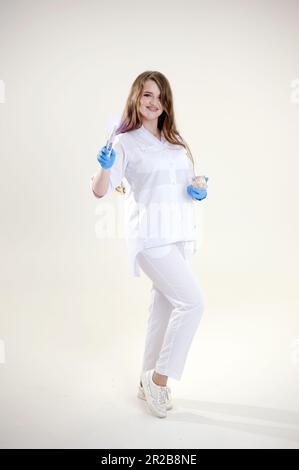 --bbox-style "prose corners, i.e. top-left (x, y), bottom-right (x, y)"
top-left (0, 0), bottom-right (299, 448)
